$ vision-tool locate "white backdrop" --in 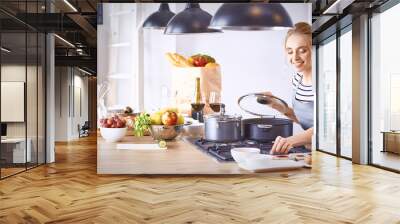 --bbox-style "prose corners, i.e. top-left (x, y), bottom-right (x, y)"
top-left (98, 3), bottom-right (312, 133)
